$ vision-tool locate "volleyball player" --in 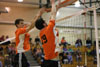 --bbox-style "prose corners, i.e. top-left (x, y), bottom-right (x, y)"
top-left (14, 7), bottom-right (45, 67)
top-left (35, 0), bottom-right (62, 67)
